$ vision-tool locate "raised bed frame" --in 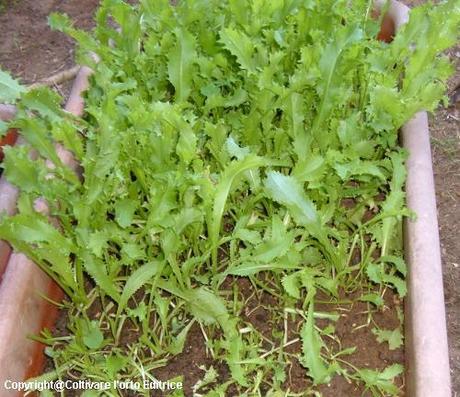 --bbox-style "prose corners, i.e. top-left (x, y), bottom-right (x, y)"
top-left (0, 2), bottom-right (451, 396)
